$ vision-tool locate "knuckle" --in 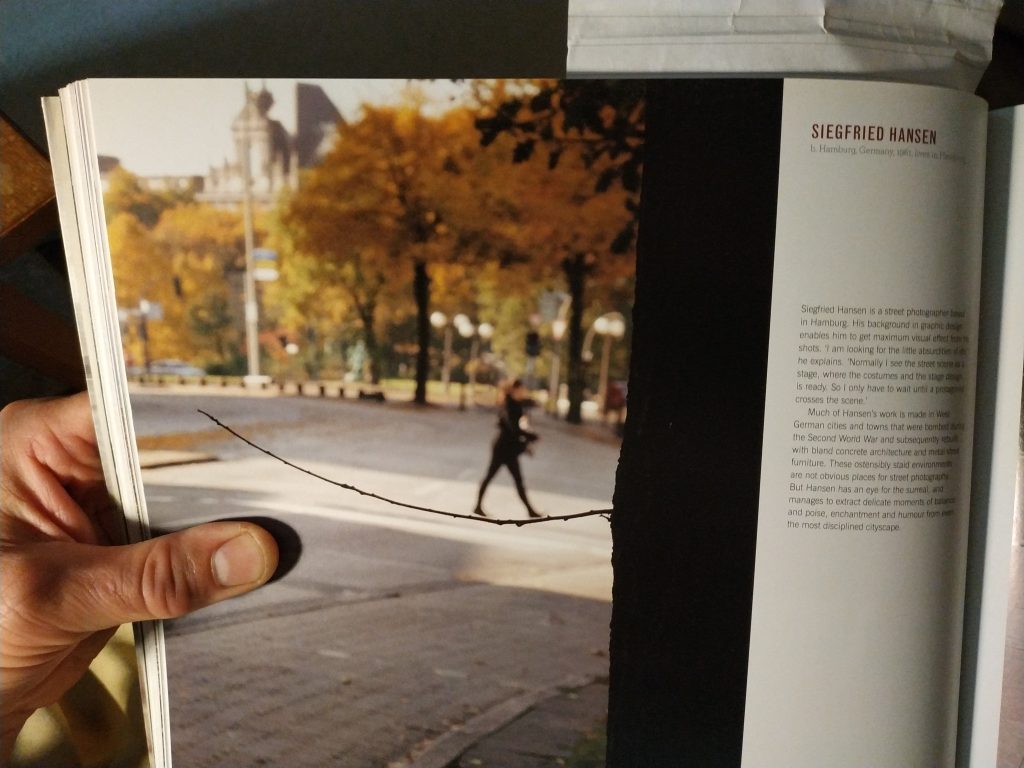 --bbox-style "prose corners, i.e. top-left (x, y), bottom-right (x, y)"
top-left (0, 548), bottom-right (56, 612)
top-left (137, 538), bottom-right (203, 618)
